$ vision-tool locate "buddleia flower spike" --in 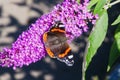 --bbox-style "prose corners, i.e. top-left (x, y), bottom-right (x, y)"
top-left (0, 0), bottom-right (98, 69)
